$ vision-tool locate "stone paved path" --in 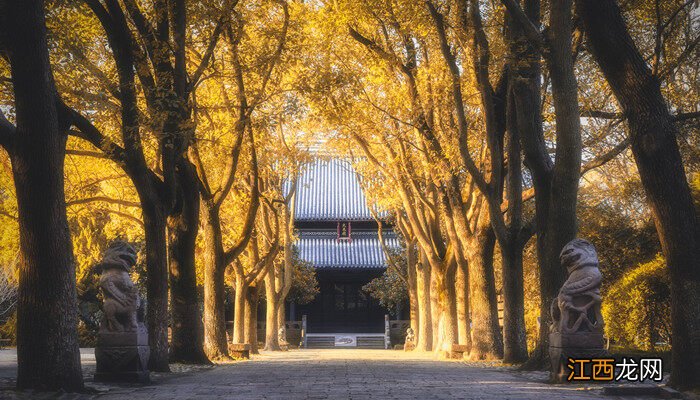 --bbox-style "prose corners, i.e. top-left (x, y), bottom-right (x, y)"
top-left (0, 349), bottom-right (662, 399)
